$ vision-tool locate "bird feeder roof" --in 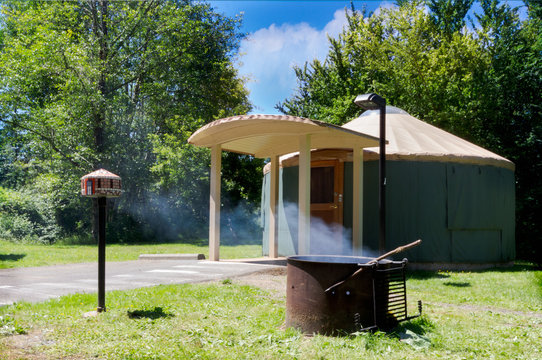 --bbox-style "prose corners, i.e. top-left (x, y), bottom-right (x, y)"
top-left (81, 169), bottom-right (121, 181)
